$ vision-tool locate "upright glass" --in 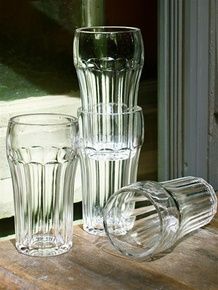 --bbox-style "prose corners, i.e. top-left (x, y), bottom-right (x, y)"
top-left (103, 176), bottom-right (217, 261)
top-left (78, 104), bottom-right (144, 236)
top-left (73, 26), bottom-right (144, 109)
top-left (6, 113), bottom-right (78, 256)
